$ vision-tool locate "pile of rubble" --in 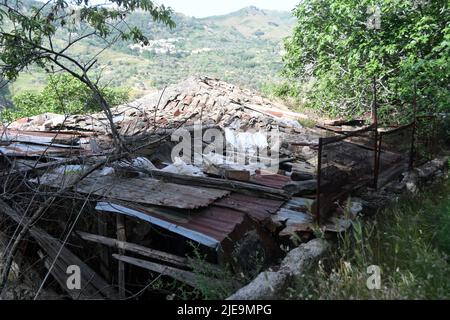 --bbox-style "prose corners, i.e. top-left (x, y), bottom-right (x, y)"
top-left (8, 76), bottom-right (309, 136)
